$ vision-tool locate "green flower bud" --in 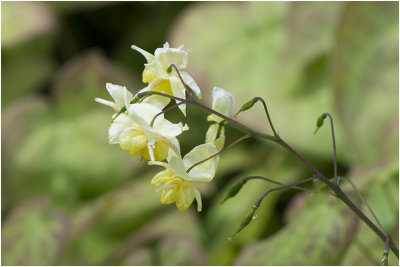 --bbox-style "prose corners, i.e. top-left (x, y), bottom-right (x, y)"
top-left (220, 179), bottom-right (247, 206)
top-left (229, 205), bottom-right (258, 240)
top-left (313, 113), bottom-right (327, 135)
top-left (234, 98), bottom-right (257, 117)
top-left (381, 249), bottom-right (389, 266)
